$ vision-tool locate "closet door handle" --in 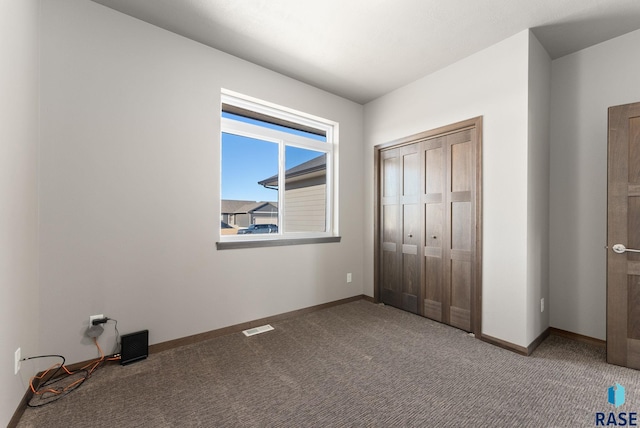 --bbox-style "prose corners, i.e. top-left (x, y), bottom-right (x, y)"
top-left (613, 244), bottom-right (640, 254)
